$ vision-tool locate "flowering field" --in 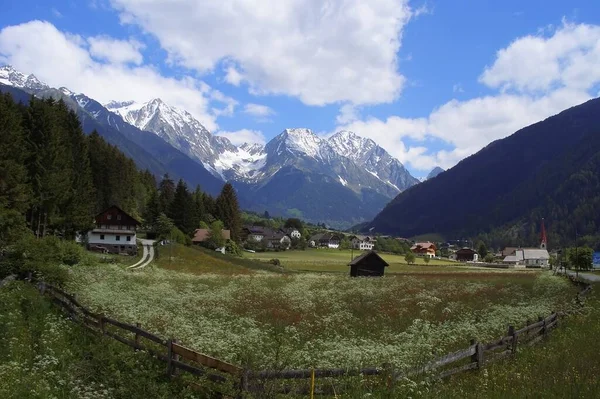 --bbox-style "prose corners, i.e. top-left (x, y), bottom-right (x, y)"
top-left (66, 262), bottom-right (577, 374)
